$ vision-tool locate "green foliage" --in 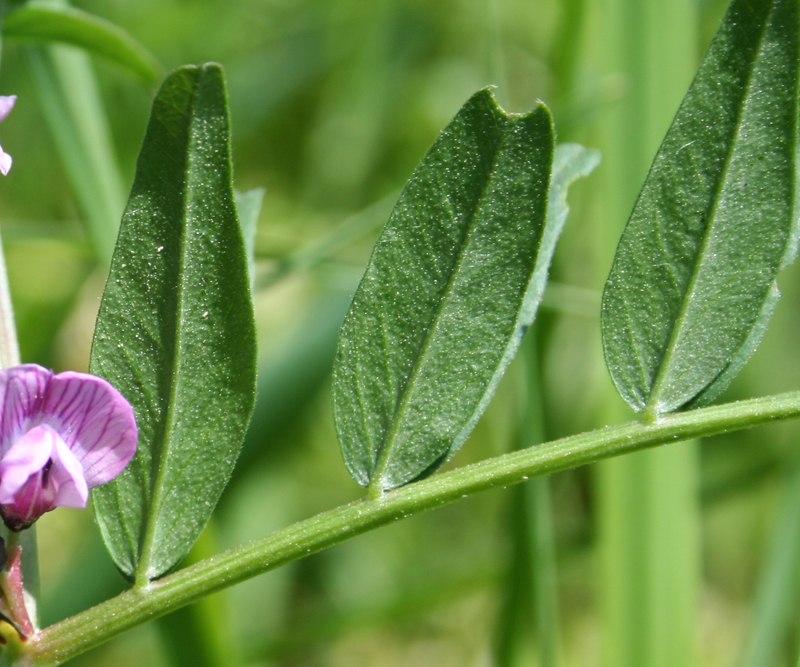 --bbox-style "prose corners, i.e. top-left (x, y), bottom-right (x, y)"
top-left (89, 64), bottom-right (257, 582)
top-left (601, 0), bottom-right (800, 417)
top-left (235, 187), bottom-right (264, 286)
top-left (332, 89), bottom-right (555, 493)
top-left (532, 143), bottom-right (600, 319)
top-left (739, 461), bottom-right (800, 667)
top-left (4, 2), bottom-right (162, 85)
top-left (14, 0), bottom-right (800, 663)
top-left (27, 44), bottom-right (126, 267)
